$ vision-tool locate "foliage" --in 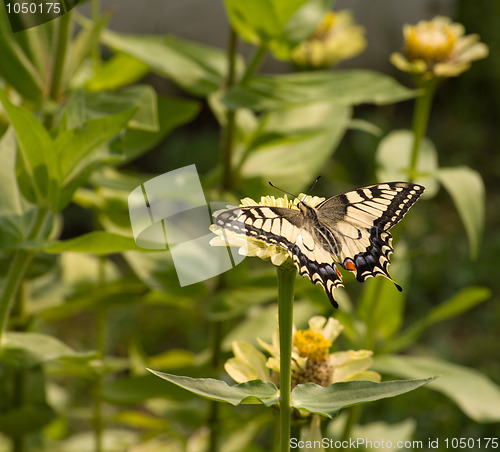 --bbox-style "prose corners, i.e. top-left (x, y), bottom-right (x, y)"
top-left (0, 0), bottom-right (498, 451)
